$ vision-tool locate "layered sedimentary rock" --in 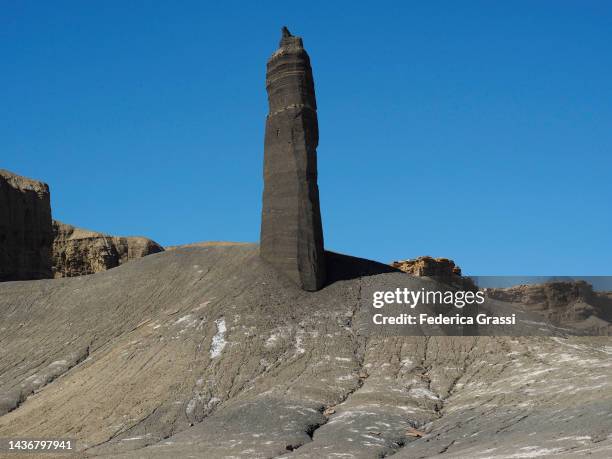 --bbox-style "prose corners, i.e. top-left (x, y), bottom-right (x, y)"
top-left (391, 256), bottom-right (476, 290)
top-left (392, 256), bottom-right (463, 278)
top-left (52, 220), bottom-right (164, 277)
top-left (260, 27), bottom-right (326, 291)
top-left (487, 281), bottom-right (612, 327)
top-left (0, 169), bottom-right (53, 281)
